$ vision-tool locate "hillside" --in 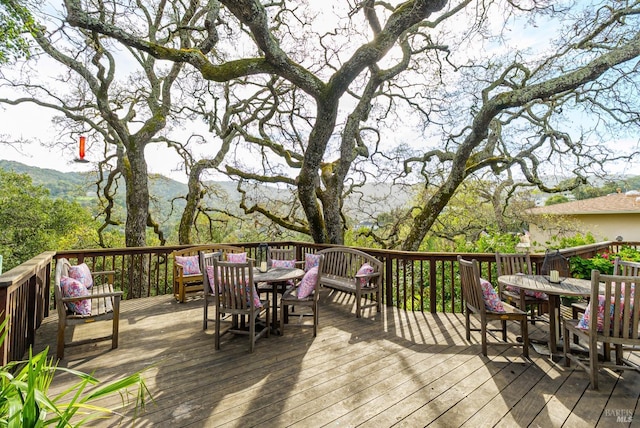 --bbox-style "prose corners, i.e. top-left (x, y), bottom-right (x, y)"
top-left (0, 161), bottom-right (410, 235)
